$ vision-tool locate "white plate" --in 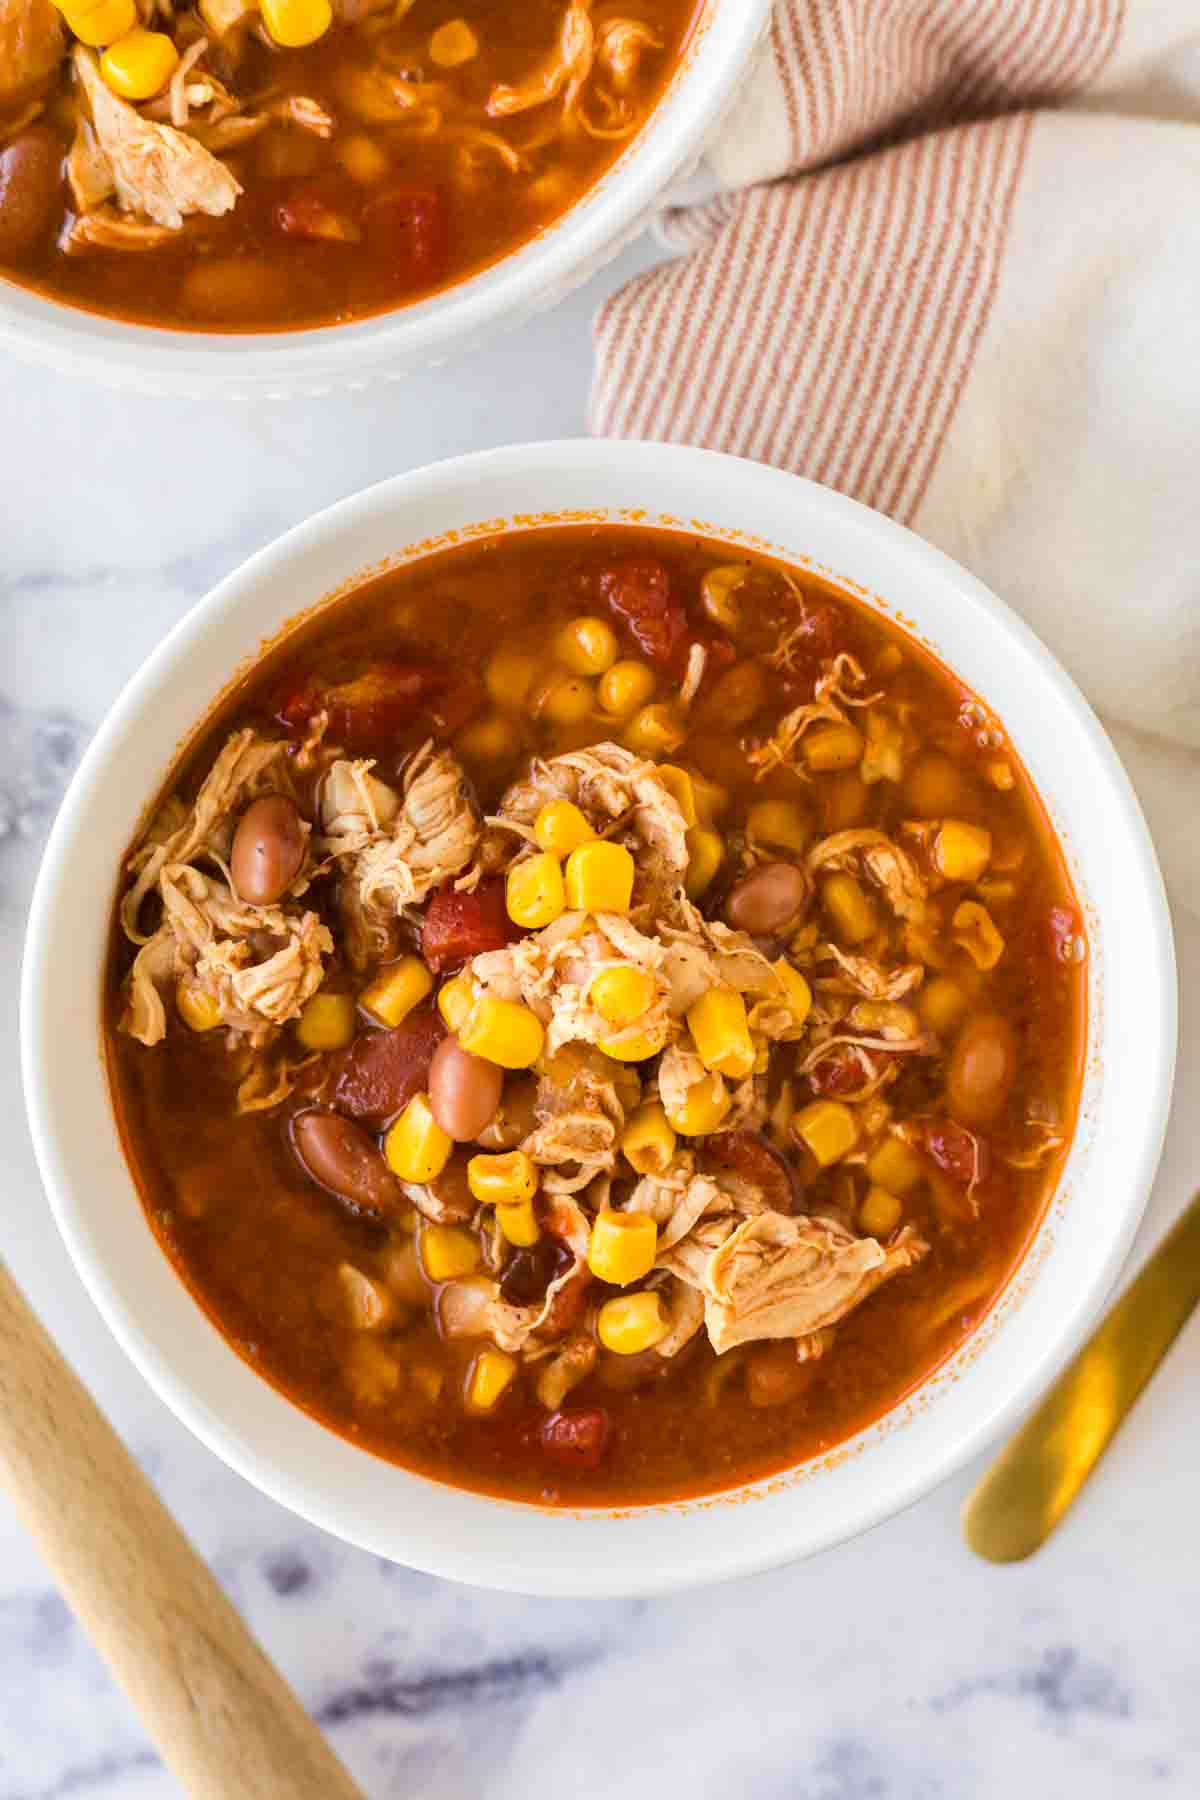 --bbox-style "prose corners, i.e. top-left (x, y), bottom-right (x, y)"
top-left (21, 441), bottom-right (1176, 1594)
